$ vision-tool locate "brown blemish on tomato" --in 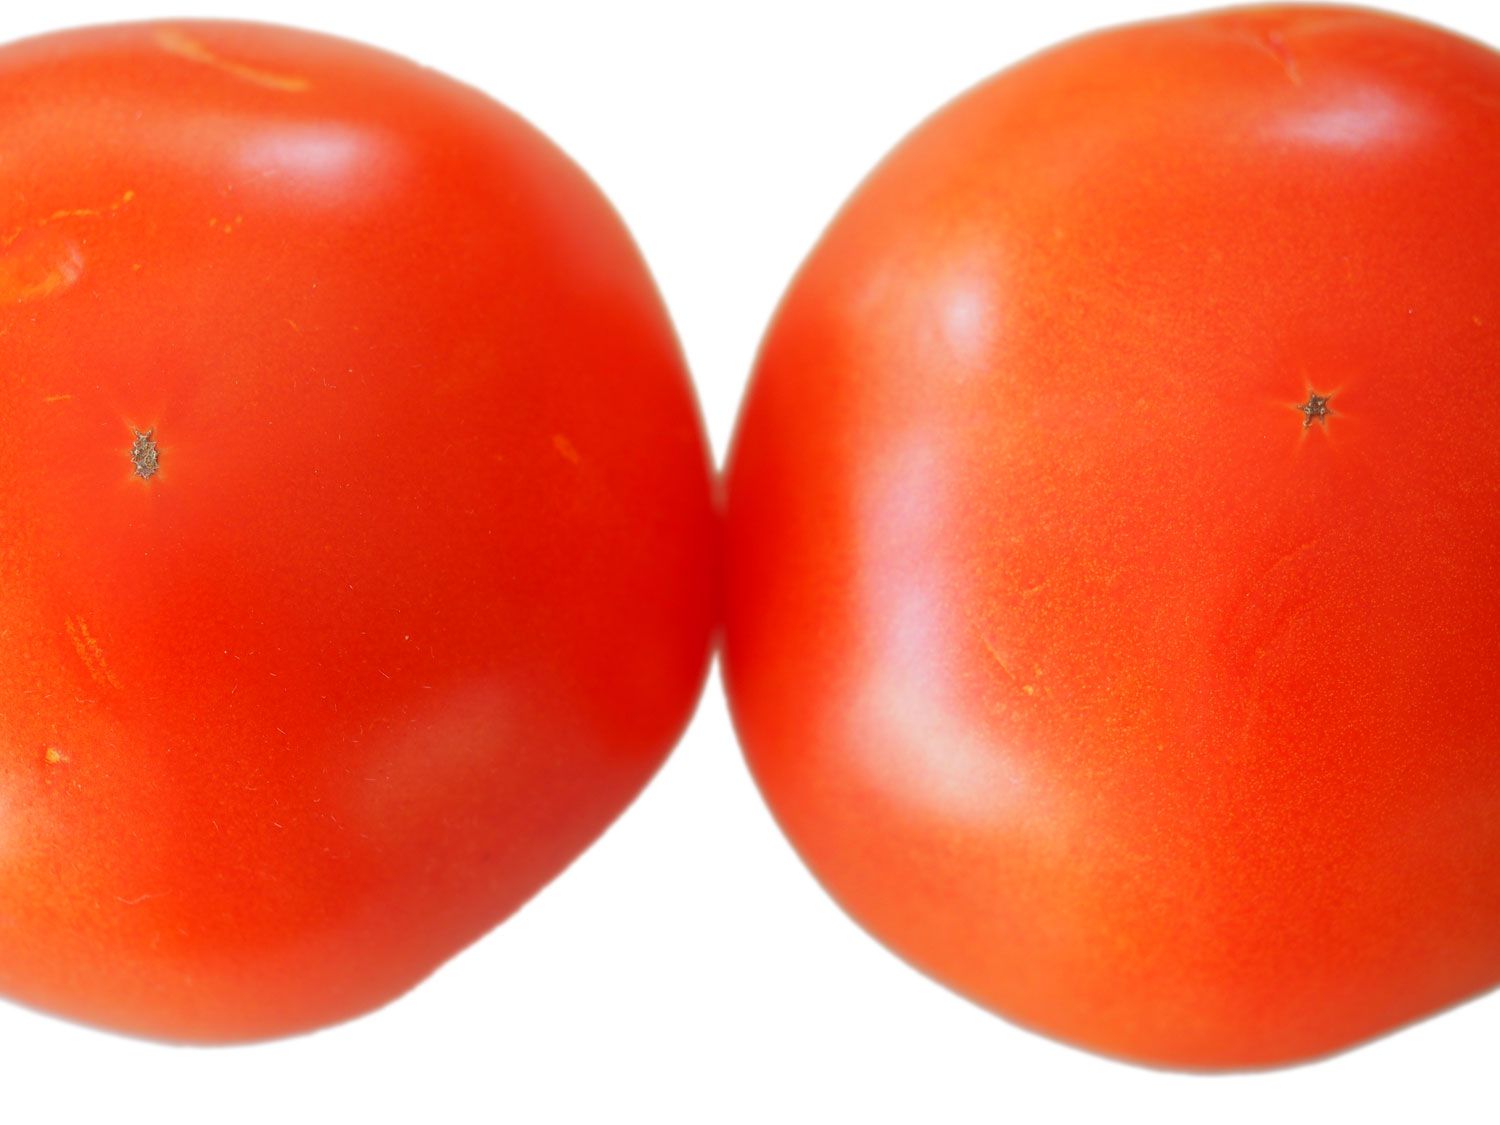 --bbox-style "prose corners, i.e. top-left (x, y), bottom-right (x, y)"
top-left (131, 429), bottom-right (160, 480)
top-left (552, 434), bottom-right (582, 465)
top-left (155, 28), bottom-right (311, 93)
